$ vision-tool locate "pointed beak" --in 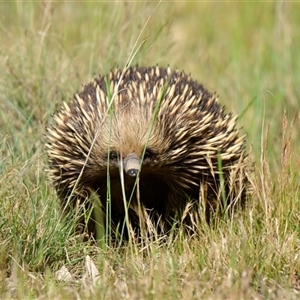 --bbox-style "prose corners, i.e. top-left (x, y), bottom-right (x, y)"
top-left (123, 154), bottom-right (140, 177)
